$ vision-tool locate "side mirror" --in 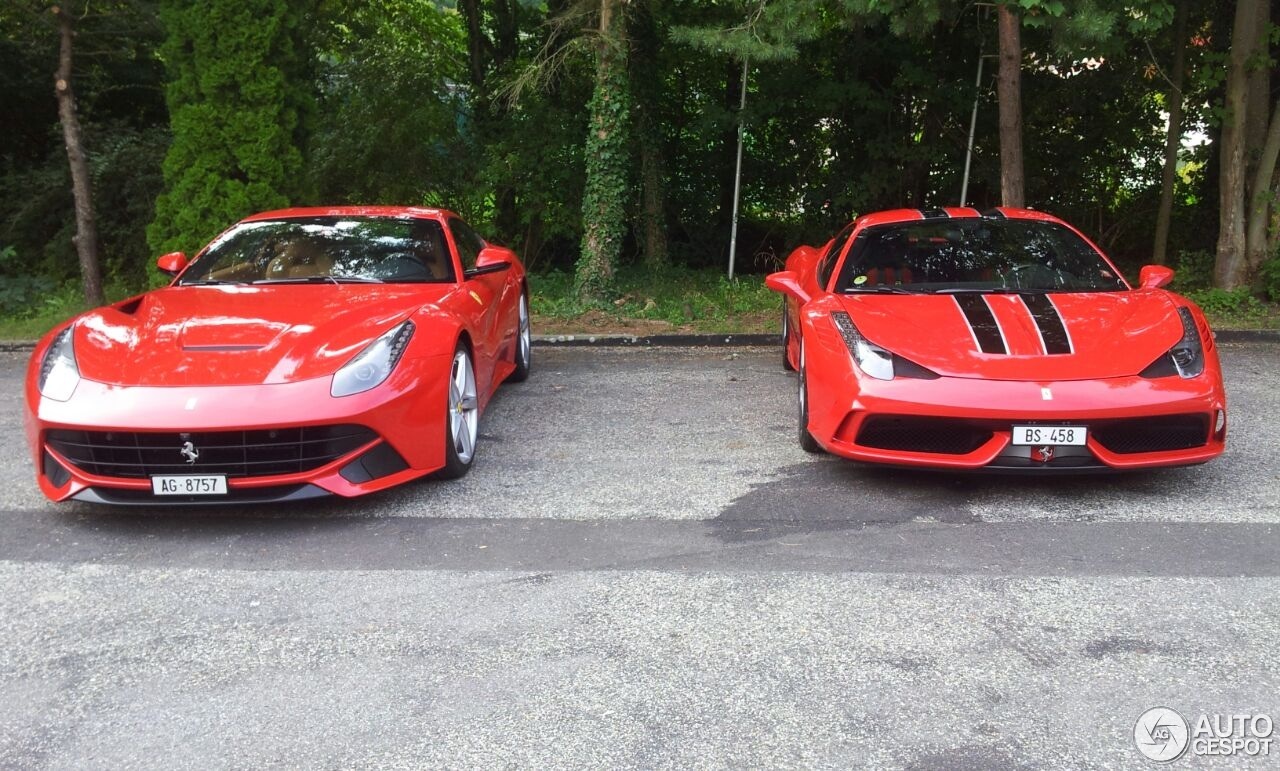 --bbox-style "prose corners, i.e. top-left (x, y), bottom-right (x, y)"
top-left (466, 245), bottom-right (515, 278)
top-left (765, 270), bottom-right (811, 305)
top-left (476, 245), bottom-right (515, 268)
top-left (156, 251), bottom-right (188, 277)
top-left (1138, 264), bottom-right (1174, 290)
